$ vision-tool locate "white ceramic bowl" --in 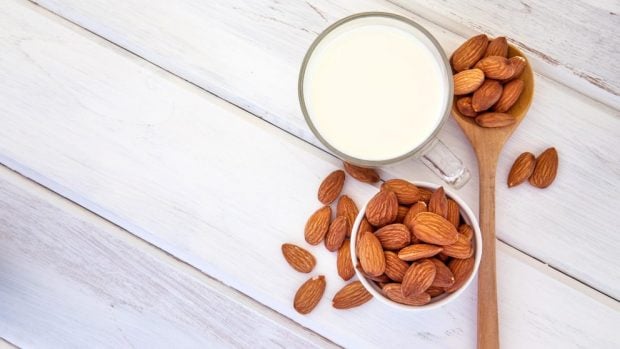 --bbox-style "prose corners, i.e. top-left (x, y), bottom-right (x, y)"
top-left (350, 181), bottom-right (482, 311)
